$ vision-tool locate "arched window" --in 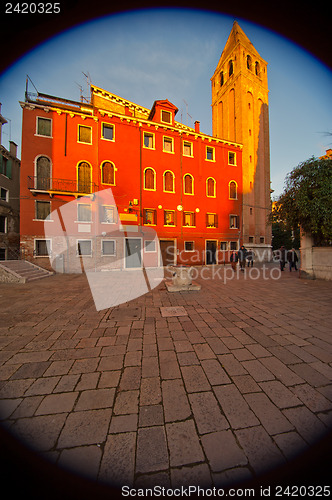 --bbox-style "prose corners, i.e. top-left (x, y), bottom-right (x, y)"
top-left (220, 71), bottom-right (224, 86)
top-left (229, 60), bottom-right (233, 77)
top-left (144, 168), bottom-right (155, 190)
top-left (101, 161), bottom-right (115, 185)
top-left (36, 156), bottom-right (51, 190)
top-left (255, 61), bottom-right (260, 76)
top-left (163, 170), bottom-right (175, 192)
top-left (247, 55), bottom-right (252, 70)
top-left (77, 162), bottom-right (92, 193)
top-left (229, 181), bottom-right (237, 199)
top-left (184, 174), bottom-right (194, 195)
top-left (206, 177), bottom-right (216, 197)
